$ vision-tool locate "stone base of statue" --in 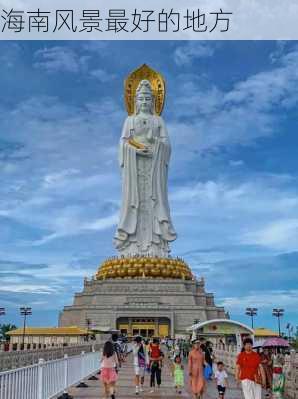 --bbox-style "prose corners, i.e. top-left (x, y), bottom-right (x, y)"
top-left (59, 256), bottom-right (227, 337)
